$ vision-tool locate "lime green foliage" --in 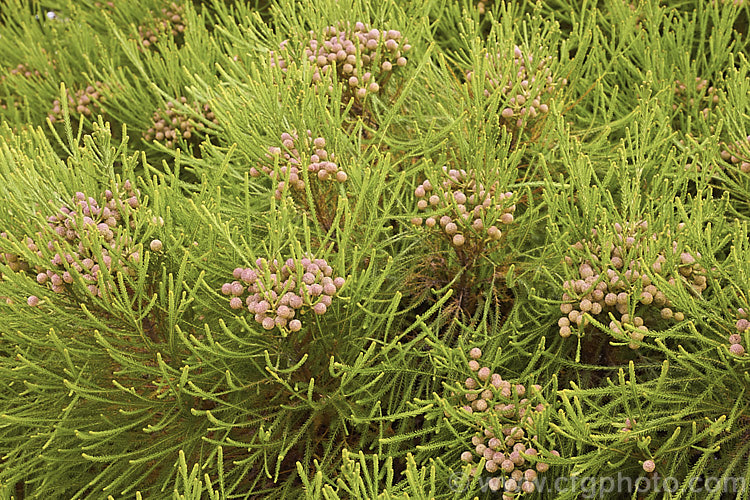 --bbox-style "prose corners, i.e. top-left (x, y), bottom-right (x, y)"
top-left (1, 0), bottom-right (750, 499)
